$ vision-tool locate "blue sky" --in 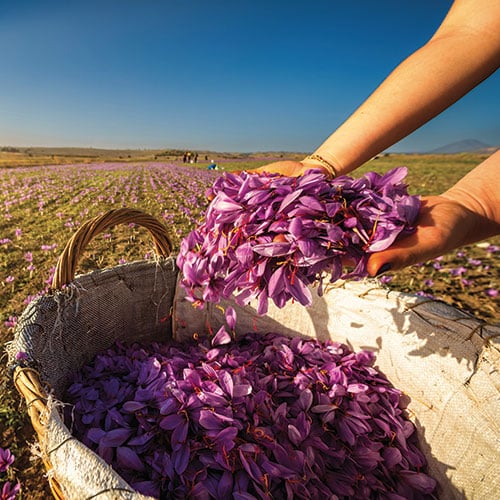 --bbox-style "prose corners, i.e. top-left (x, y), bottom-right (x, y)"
top-left (1, 0), bottom-right (499, 153)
